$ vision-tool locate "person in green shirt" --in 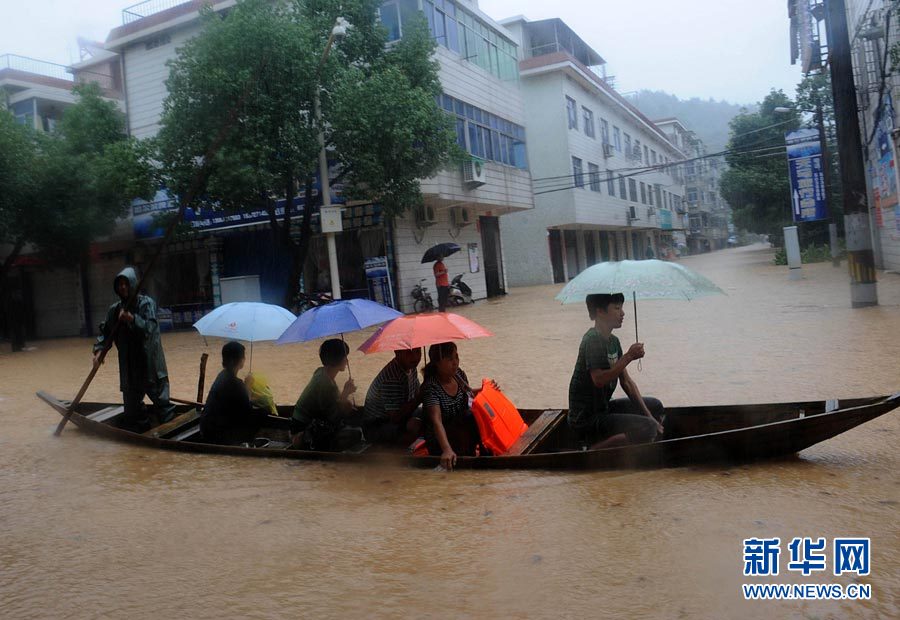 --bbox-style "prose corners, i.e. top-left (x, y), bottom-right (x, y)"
top-left (568, 293), bottom-right (664, 448)
top-left (290, 339), bottom-right (358, 450)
